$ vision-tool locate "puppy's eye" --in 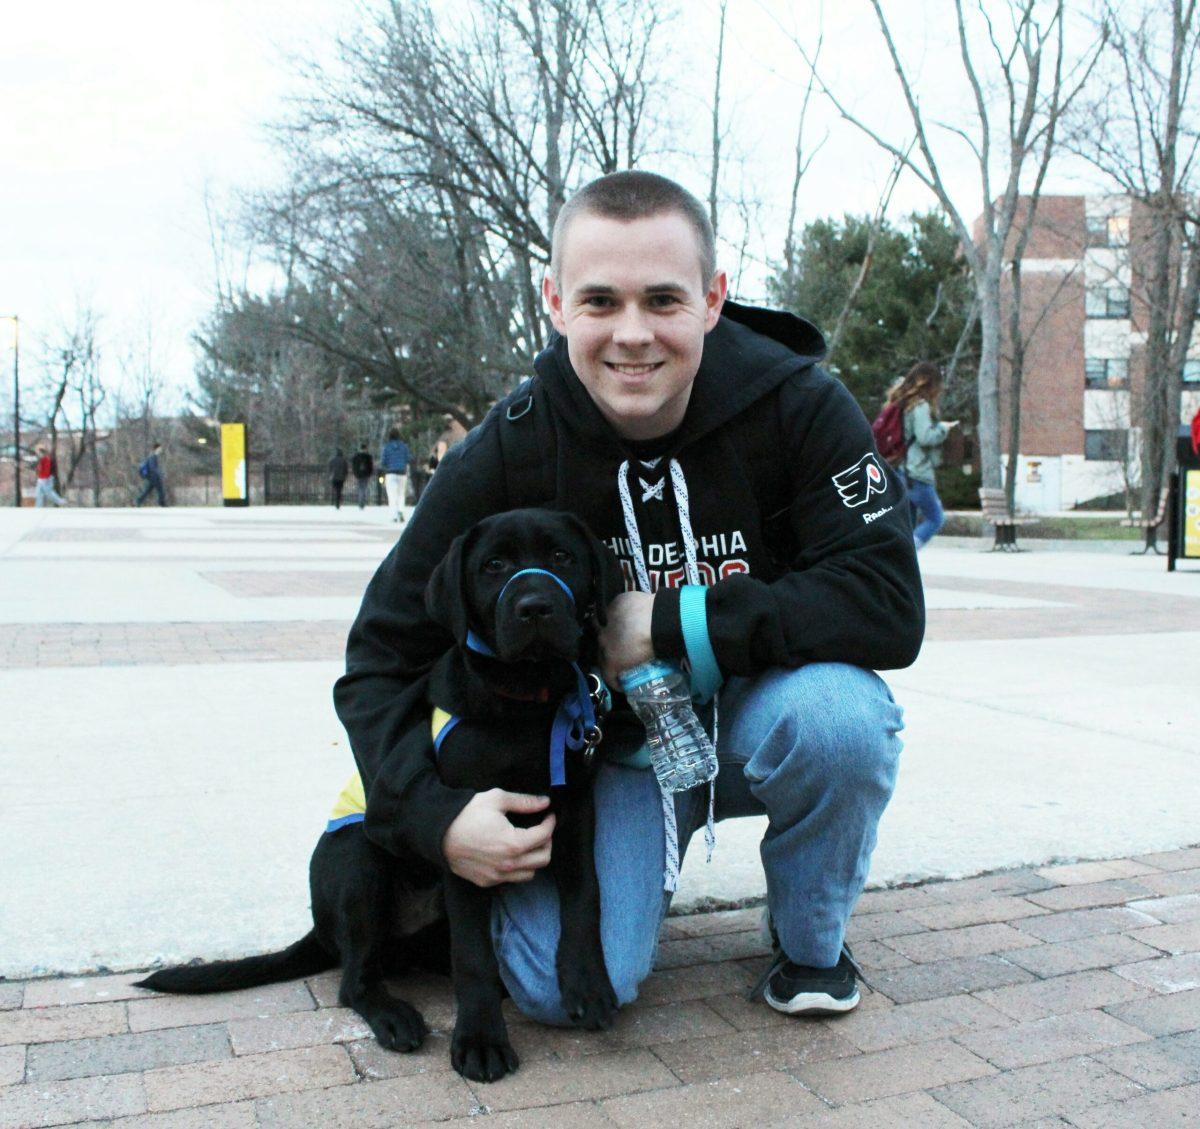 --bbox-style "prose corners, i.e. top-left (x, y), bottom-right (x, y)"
top-left (552, 549), bottom-right (574, 565)
top-left (483, 558), bottom-right (507, 574)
